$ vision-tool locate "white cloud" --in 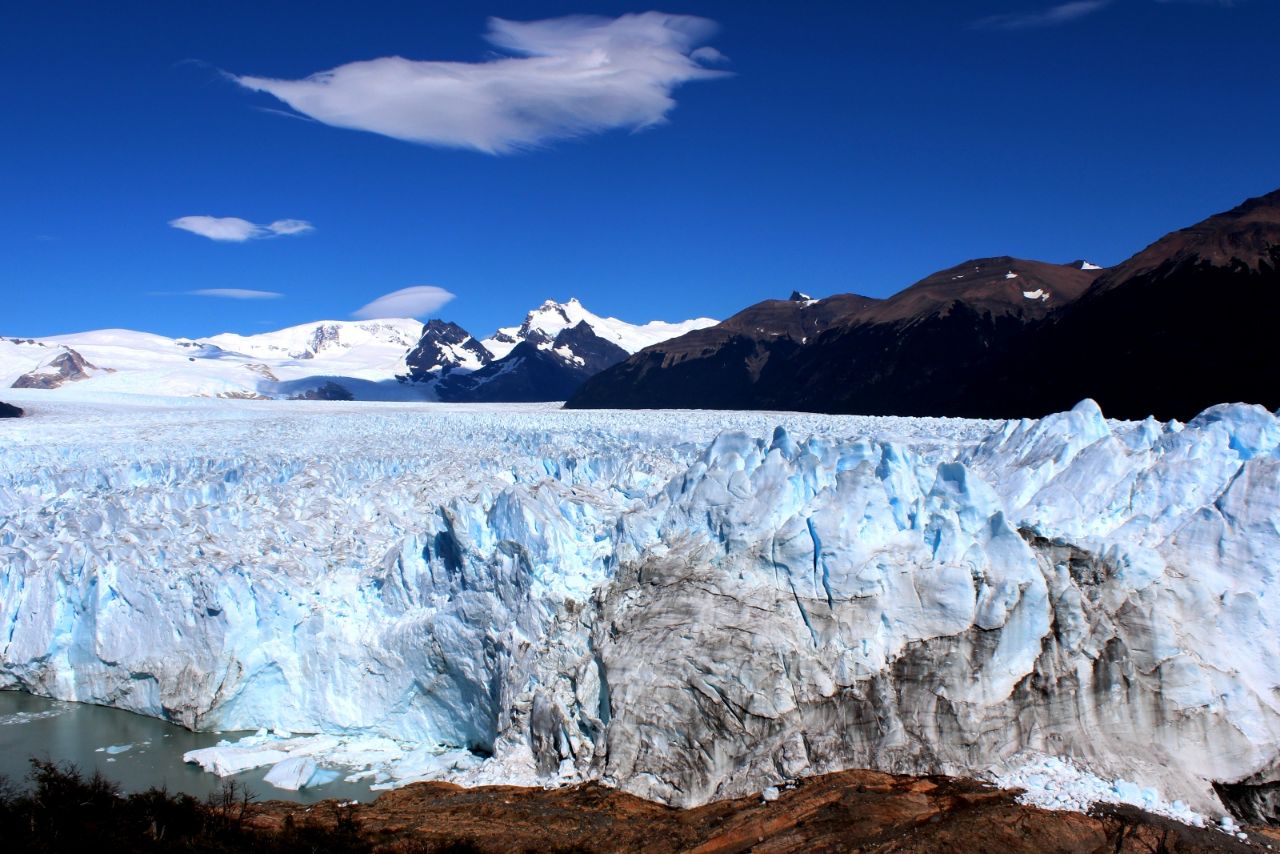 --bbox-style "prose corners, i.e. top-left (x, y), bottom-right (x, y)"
top-left (231, 12), bottom-right (727, 154)
top-left (974, 0), bottom-right (1112, 29)
top-left (353, 286), bottom-right (455, 319)
top-left (189, 288), bottom-right (283, 300)
top-left (170, 215), bottom-right (315, 242)
top-left (974, 0), bottom-right (1235, 29)
top-left (265, 218), bottom-right (315, 236)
